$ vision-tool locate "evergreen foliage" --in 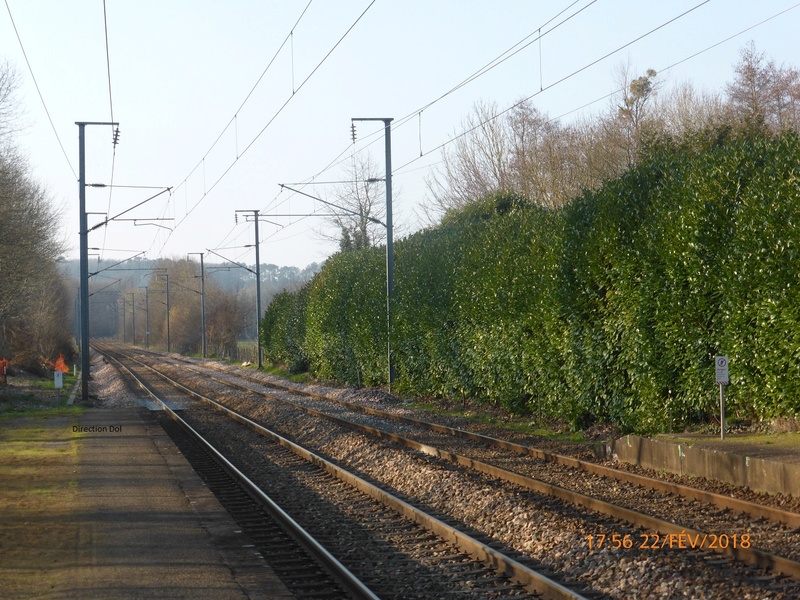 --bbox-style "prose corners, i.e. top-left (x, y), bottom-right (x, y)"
top-left (261, 131), bottom-right (800, 432)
